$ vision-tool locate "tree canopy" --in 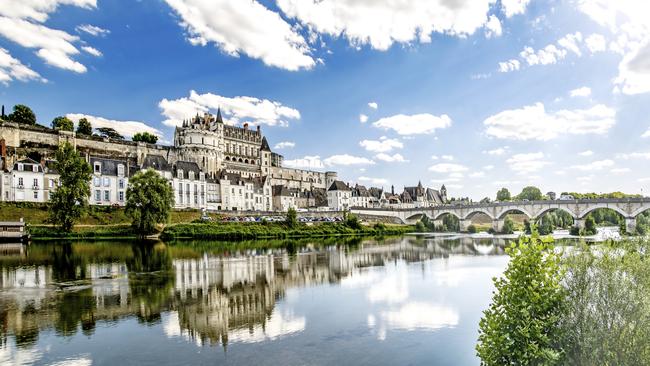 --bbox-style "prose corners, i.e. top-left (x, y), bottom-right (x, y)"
top-left (8, 104), bottom-right (36, 125)
top-left (52, 116), bottom-right (74, 131)
top-left (48, 142), bottom-right (92, 232)
top-left (96, 127), bottom-right (124, 140)
top-left (126, 169), bottom-right (174, 236)
top-left (132, 132), bottom-right (158, 144)
top-left (76, 117), bottom-right (93, 135)
top-left (516, 186), bottom-right (543, 201)
top-left (496, 187), bottom-right (511, 201)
